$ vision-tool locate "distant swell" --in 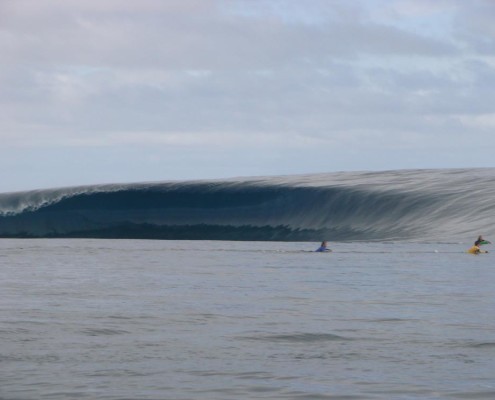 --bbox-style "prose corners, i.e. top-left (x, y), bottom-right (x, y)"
top-left (242, 333), bottom-right (353, 343)
top-left (1, 168), bottom-right (494, 241)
